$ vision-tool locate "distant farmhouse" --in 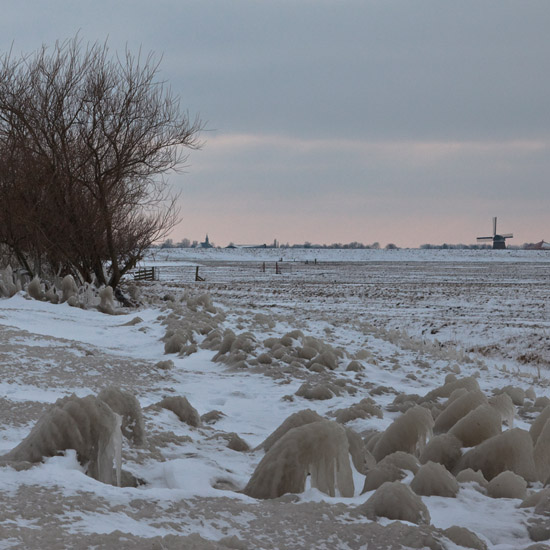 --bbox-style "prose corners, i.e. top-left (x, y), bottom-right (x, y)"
top-left (525, 240), bottom-right (550, 250)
